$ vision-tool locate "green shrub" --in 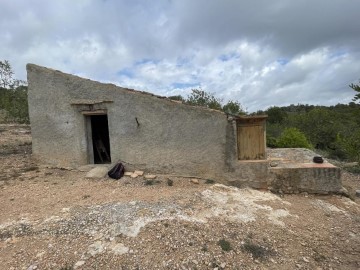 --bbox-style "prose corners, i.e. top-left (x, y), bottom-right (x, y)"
top-left (218, 239), bottom-right (232, 251)
top-left (242, 240), bottom-right (272, 260)
top-left (276, 128), bottom-right (312, 149)
top-left (336, 131), bottom-right (360, 164)
top-left (344, 165), bottom-right (360, 174)
top-left (205, 179), bottom-right (215, 184)
top-left (144, 180), bottom-right (154, 185)
top-left (266, 135), bottom-right (278, 148)
top-left (167, 178), bottom-right (173, 186)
